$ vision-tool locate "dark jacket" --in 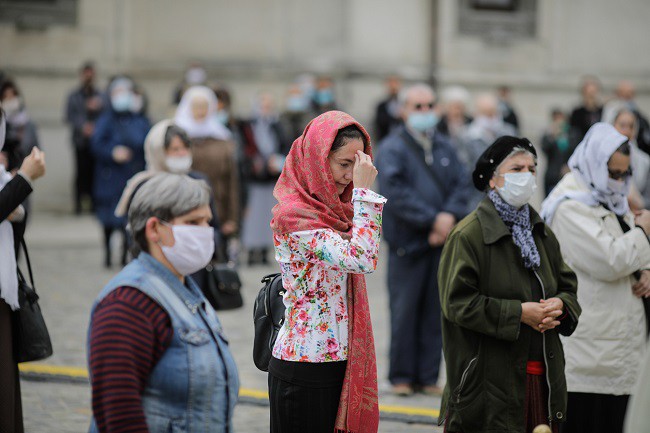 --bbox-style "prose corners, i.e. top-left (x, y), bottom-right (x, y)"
top-left (377, 126), bottom-right (471, 256)
top-left (438, 197), bottom-right (581, 433)
top-left (0, 174), bottom-right (32, 255)
top-left (91, 110), bottom-right (150, 227)
top-left (239, 118), bottom-right (290, 184)
top-left (65, 85), bottom-right (103, 150)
